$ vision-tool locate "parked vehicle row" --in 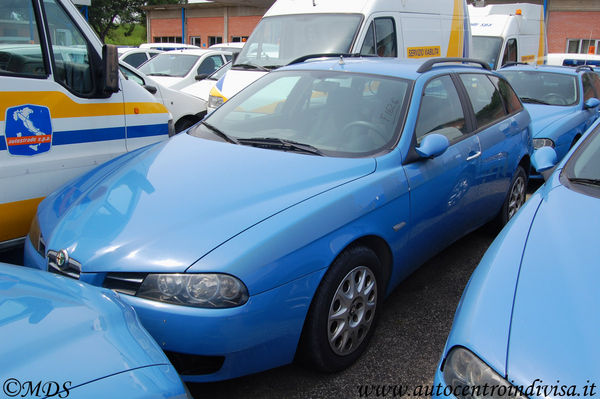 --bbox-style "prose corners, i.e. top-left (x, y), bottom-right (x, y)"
top-left (433, 115), bottom-right (600, 399)
top-left (2, 0), bottom-right (597, 395)
top-left (24, 57), bottom-right (533, 381)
